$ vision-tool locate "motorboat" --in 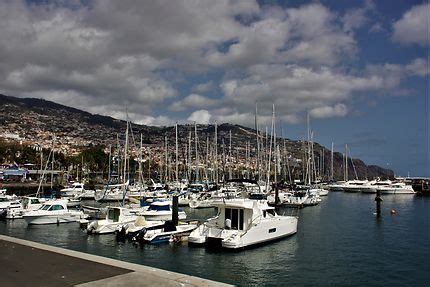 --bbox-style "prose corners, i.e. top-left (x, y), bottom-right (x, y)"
top-left (342, 180), bottom-right (370, 193)
top-left (188, 199), bottom-right (298, 249)
top-left (140, 201), bottom-right (186, 221)
top-left (5, 196), bottom-right (45, 219)
top-left (377, 182), bottom-right (415, 194)
top-left (115, 216), bottom-right (165, 239)
top-left (87, 206), bottom-right (140, 234)
top-left (133, 221), bottom-right (198, 244)
top-left (60, 182), bottom-right (85, 197)
top-left (94, 186), bottom-right (129, 202)
top-left (23, 200), bottom-right (85, 225)
top-left (0, 194), bottom-right (21, 218)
